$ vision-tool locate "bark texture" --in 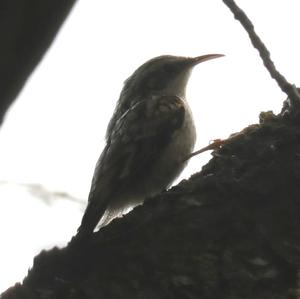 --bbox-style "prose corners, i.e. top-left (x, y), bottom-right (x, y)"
top-left (3, 109), bottom-right (300, 299)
